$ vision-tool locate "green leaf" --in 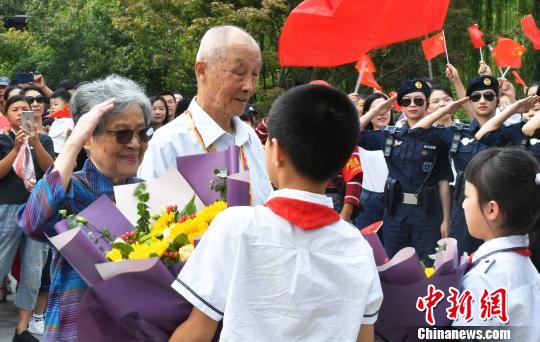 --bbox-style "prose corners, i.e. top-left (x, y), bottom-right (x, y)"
top-left (173, 233), bottom-right (190, 249)
top-left (137, 203), bottom-right (149, 211)
top-left (139, 193), bottom-right (150, 202)
top-left (178, 195), bottom-right (197, 216)
top-left (112, 240), bottom-right (134, 258)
